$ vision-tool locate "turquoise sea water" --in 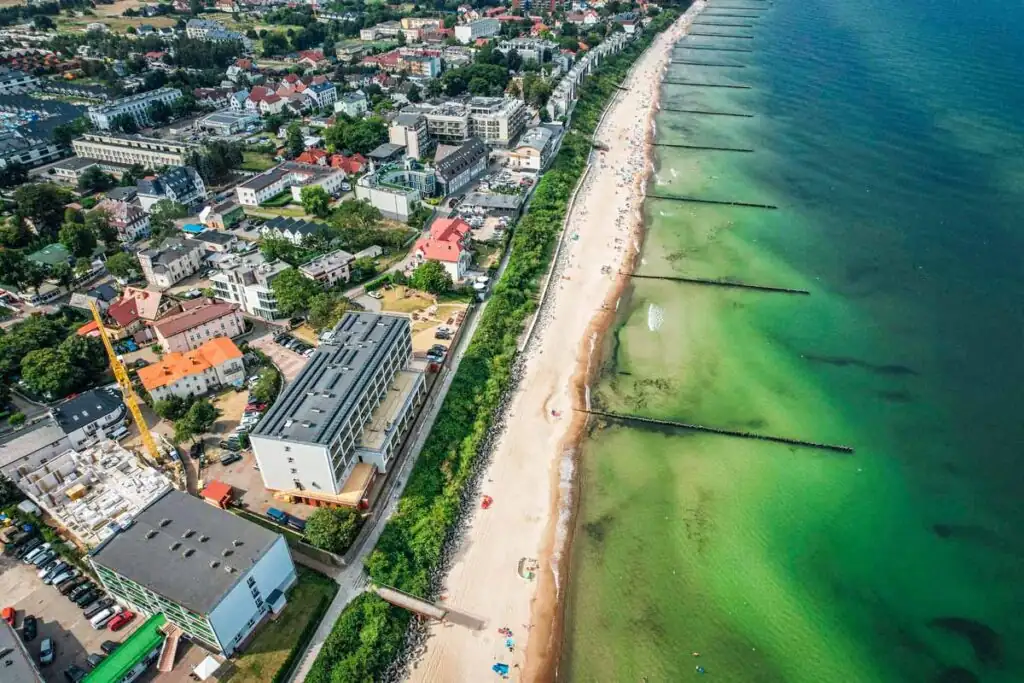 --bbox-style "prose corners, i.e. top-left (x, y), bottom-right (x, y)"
top-left (561, 0), bottom-right (1024, 681)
